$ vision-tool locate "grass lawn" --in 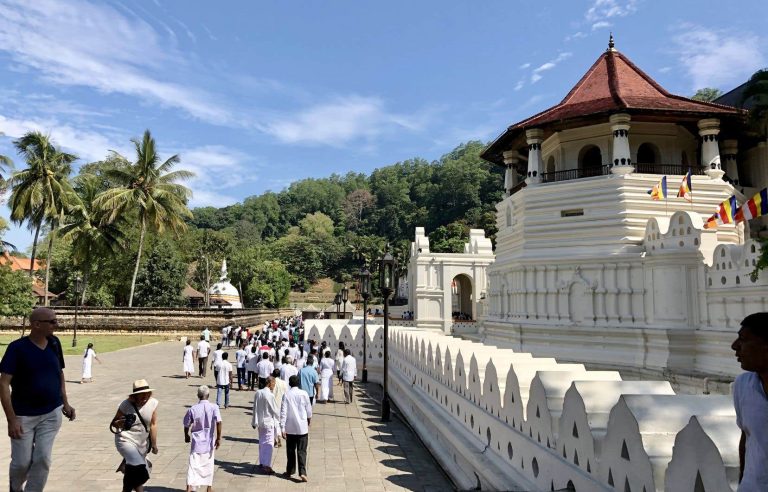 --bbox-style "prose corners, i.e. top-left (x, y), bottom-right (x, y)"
top-left (0, 334), bottom-right (170, 358)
